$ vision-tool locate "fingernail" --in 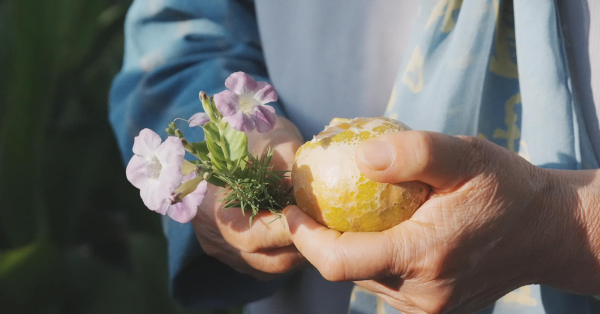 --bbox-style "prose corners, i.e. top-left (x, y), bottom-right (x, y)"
top-left (359, 140), bottom-right (395, 171)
